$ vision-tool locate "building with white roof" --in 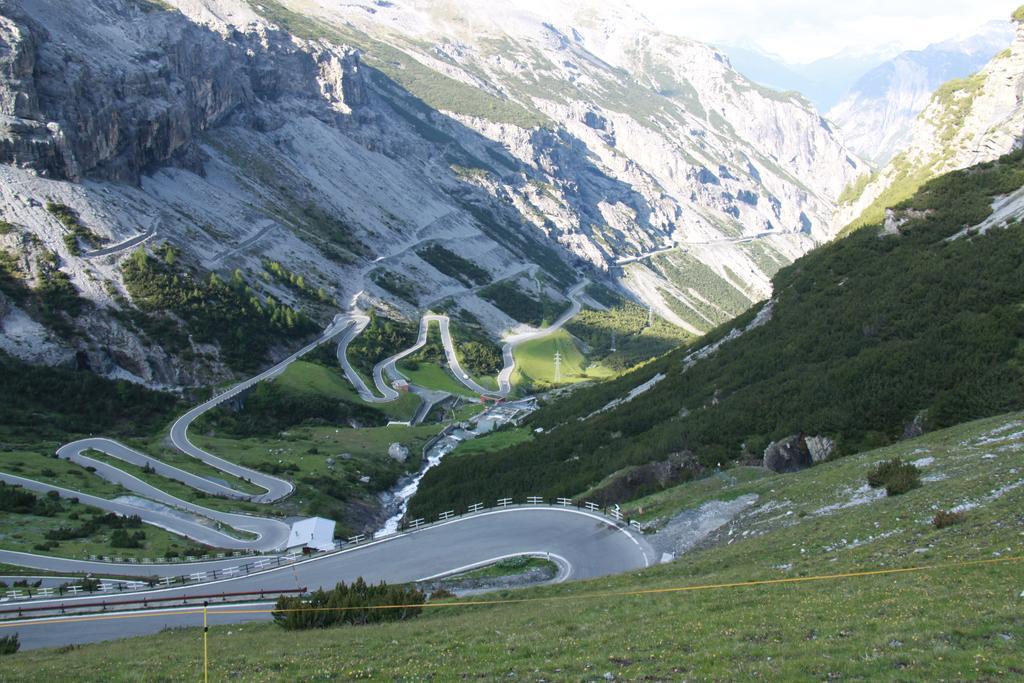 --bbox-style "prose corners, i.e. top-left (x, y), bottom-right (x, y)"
top-left (286, 517), bottom-right (336, 552)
